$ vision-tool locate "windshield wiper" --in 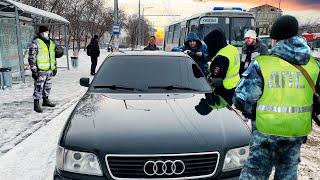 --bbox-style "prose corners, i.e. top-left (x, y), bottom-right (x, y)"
top-left (93, 85), bottom-right (144, 92)
top-left (148, 85), bottom-right (200, 91)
